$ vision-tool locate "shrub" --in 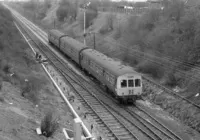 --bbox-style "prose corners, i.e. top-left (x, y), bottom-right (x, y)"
top-left (56, 0), bottom-right (77, 22)
top-left (123, 52), bottom-right (139, 66)
top-left (23, 0), bottom-right (37, 11)
top-left (0, 59), bottom-right (11, 74)
top-left (20, 76), bottom-right (46, 104)
top-left (164, 71), bottom-right (178, 87)
top-left (136, 61), bottom-right (164, 79)
top-left (99, 14), bottom-right (115, 35)
top-left (37, 9), bottom-right (46, 20)
top-left (0, 77), bottom-right (2, 90)
top-left (79, 10), bottom-right (98, 29)
top-left (41, 111), bottom-right (59, 137)
top-left (0, 96), bottom-right (4, 103)
top-left (3, 63), bottom-right (11, 74)
top-left (113, 25), bottom-right (122, 39)
top-left (21, 81), bottom-right (39, 104)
